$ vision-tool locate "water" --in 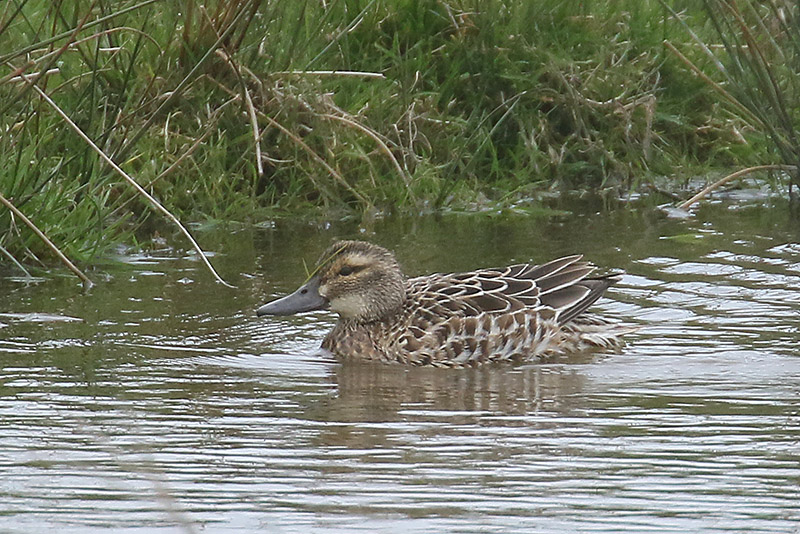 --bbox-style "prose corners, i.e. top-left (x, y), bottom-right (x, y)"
top-left (1, 196), bottom-right (799, 533)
